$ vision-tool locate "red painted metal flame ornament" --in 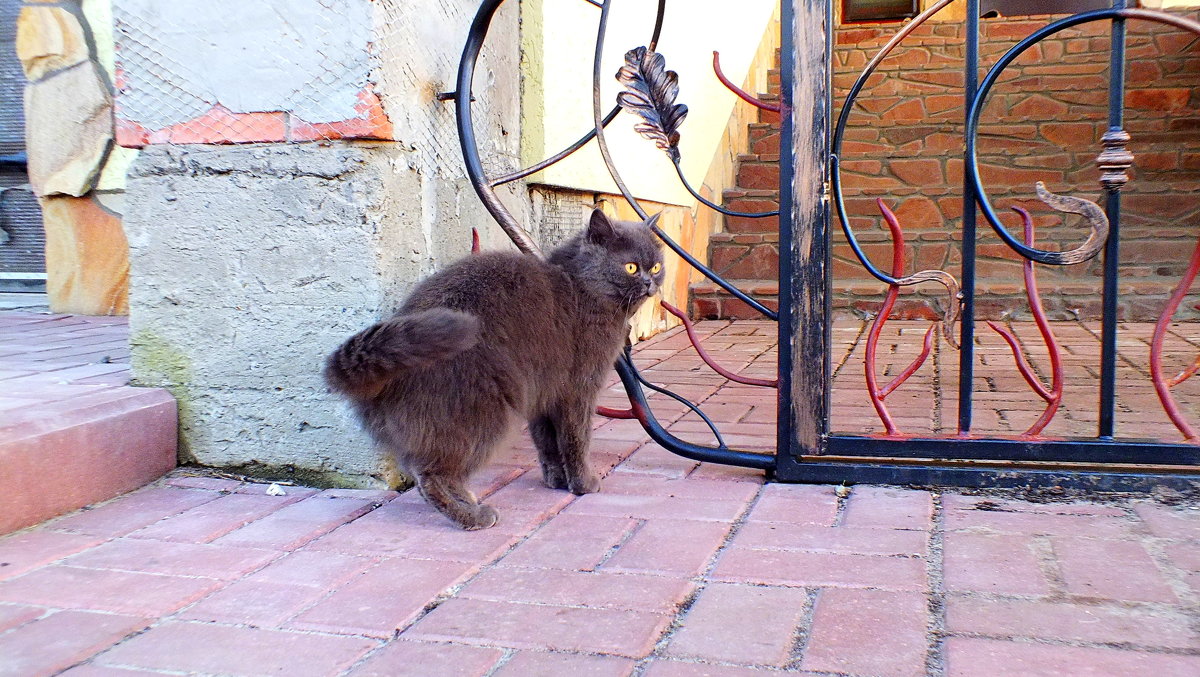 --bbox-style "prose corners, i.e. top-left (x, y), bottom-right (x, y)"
top-left (984, 208), bottom-right (1063, 437)
top-left (865, 200), bottom-right (937, 436)
top-left (1150, 230), bottom-right (1200, 442)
